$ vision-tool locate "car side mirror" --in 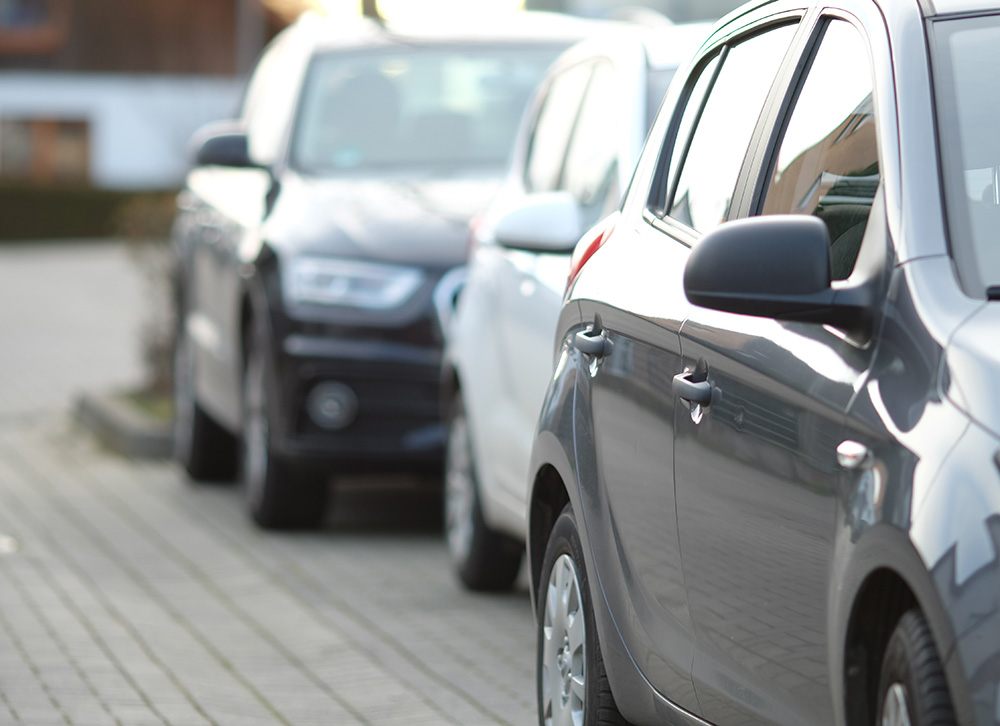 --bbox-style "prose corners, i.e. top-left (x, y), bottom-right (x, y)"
top-left (190, 121), bottom-right (256, 168)
top-left (494, 191), bottom-right (582, 253)
top-left (683, 215), bottom-right (873, 330)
